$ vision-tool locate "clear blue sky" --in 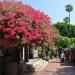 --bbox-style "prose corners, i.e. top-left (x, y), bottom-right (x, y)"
top-left (17, 0), bottom-right (75, 24)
